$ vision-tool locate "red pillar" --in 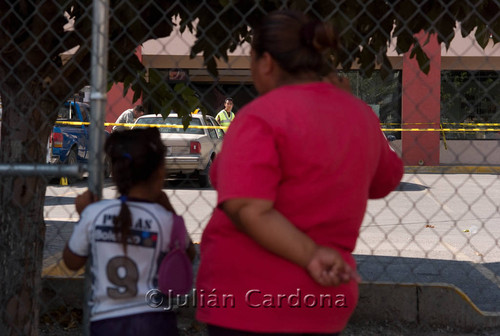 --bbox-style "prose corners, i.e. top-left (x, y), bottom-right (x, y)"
top-left (401, 33), bottom-right (441, 166)
top-left (106, 84), bottom-right (138, 132)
